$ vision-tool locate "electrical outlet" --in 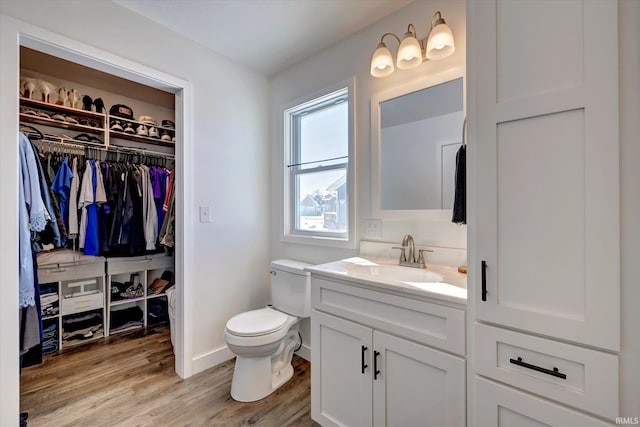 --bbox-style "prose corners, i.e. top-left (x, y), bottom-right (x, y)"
top-left (199, 206), bottom-right (211, 223)
top-left (364, 219), bottom-right (382, 240)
